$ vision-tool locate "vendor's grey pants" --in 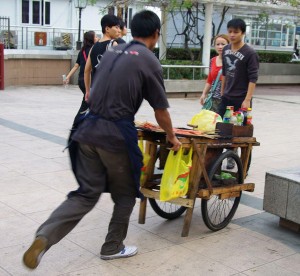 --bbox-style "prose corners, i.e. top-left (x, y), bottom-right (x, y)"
top-left (36, 143), bottom-right (136, 255)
